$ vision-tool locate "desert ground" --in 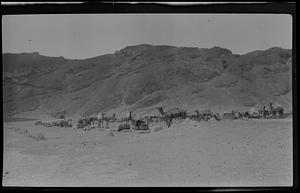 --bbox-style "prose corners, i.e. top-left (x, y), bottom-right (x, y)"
top-left (3, 117), bottom-right (293, 187)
